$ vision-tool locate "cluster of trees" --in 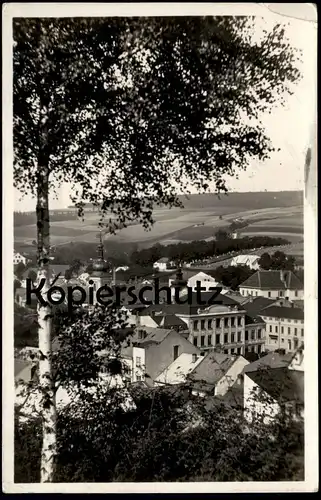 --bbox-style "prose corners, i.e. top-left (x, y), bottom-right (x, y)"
top-left (211, 265), bottom-right (256, 290)
top-left (258, 251), bottom-right (296, 271)
top-left (131, 236), bottom-right (290, 267)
